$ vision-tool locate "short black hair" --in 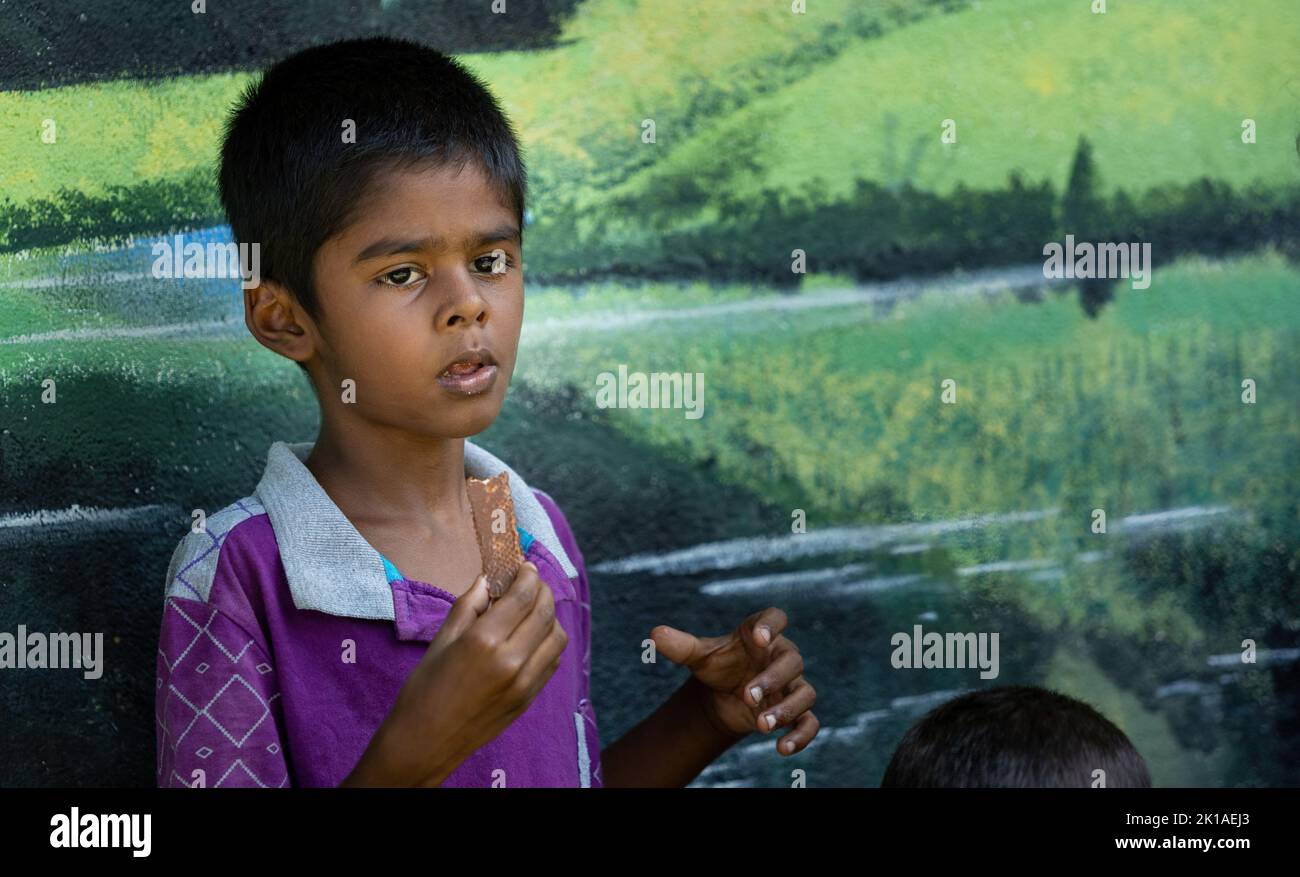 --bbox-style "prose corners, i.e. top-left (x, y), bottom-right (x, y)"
top-left (218, 36), bottom-right (528, 331)
top-left (881, 686), bottom-right (1152, 788)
